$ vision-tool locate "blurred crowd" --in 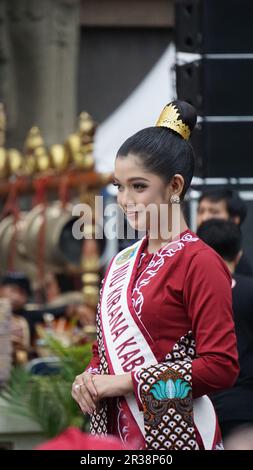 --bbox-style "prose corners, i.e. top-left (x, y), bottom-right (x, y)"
top-left (0, 270), bottom-right (96, 366)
